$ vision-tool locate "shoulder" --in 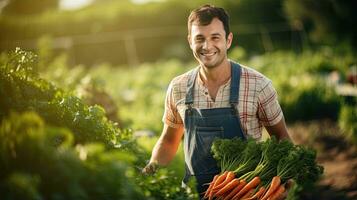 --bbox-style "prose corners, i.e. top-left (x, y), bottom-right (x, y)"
top-left (169, 67), bottom-right (197, 92)
top-left (166, 67), bottom-right (198, 106)
top-left (239, 64), bottom-right (273, 92)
